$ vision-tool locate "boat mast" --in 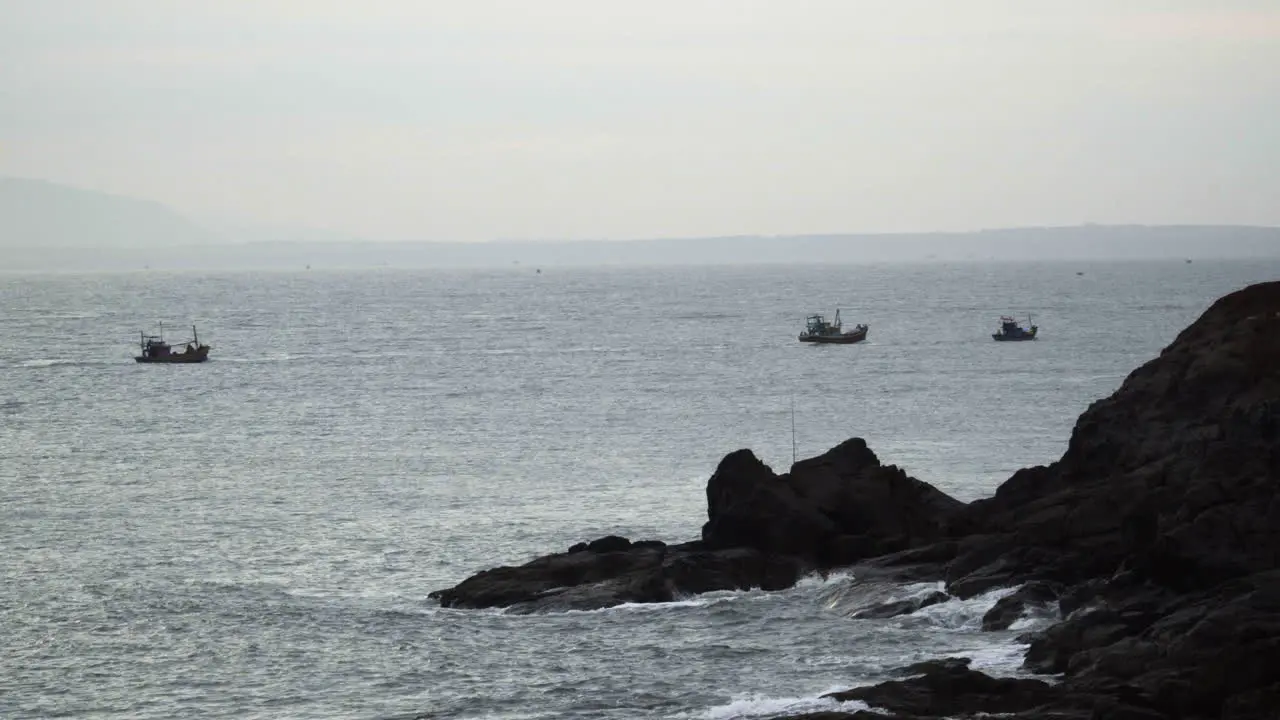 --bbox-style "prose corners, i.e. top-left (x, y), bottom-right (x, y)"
top-left (192, 324), bottom-right (199, 346)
